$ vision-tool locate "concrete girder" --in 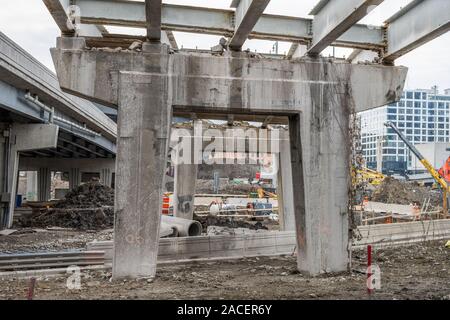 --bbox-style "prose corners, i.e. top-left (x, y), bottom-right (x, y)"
top-left (19, 157), bottom-right (115, 172)
top-left (42, 0), bottom-right (75, 35)
top-left (383, 0), bottom-right (450, 62)
top-left (51, 37), bottom-right (408, 278)
top-left (51, 38), bottom-right (407, 114)
top-left (0, 80), bottom-right (50, 122)
top-left (229, 0), bottom-right (271, 51)
top-left (60, 0), bottom-right (385, 51)
top-left (43, 0), bottom-right (104, 37)
top-left (145, 0), bottom-right (162, 42)
top-left (307, 0), bottom-right (385, 56)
